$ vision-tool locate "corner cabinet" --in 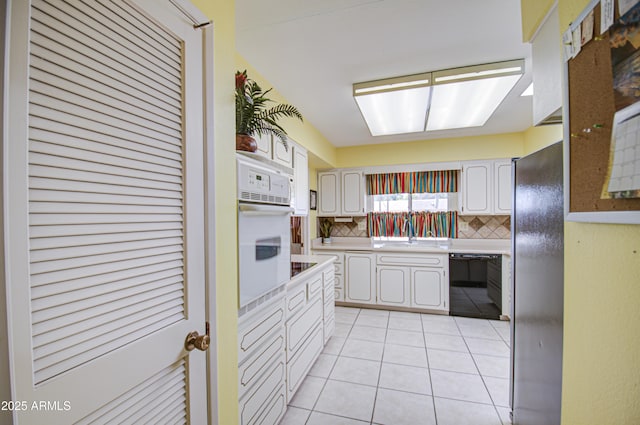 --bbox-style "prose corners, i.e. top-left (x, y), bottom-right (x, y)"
top-left (317, 170), bottom-right (365, 216)
top-left (344, 252), bottom-right (376, 304)
top-left (460, 159), bottom-right (512, 215)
